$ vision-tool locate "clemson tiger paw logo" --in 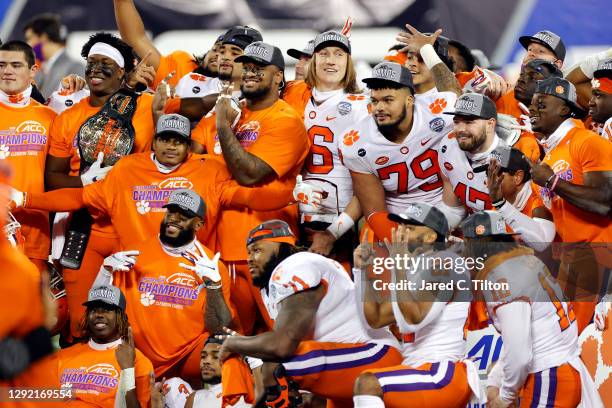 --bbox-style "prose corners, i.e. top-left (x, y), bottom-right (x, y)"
top-left (347, 94), bottom-right (366, 101)
top-left (140, 292), bottom-right (155, 306)
top-left (428, 98), bottom-right (447, 114)
top-left (136, 200), bottom-right (150, 215)
top-left (0, 144), bottom-right (10, 159)
top-left (343, 130), bottom-right (360, 146)
top-left (296, 192), bottom-right (309, 204)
